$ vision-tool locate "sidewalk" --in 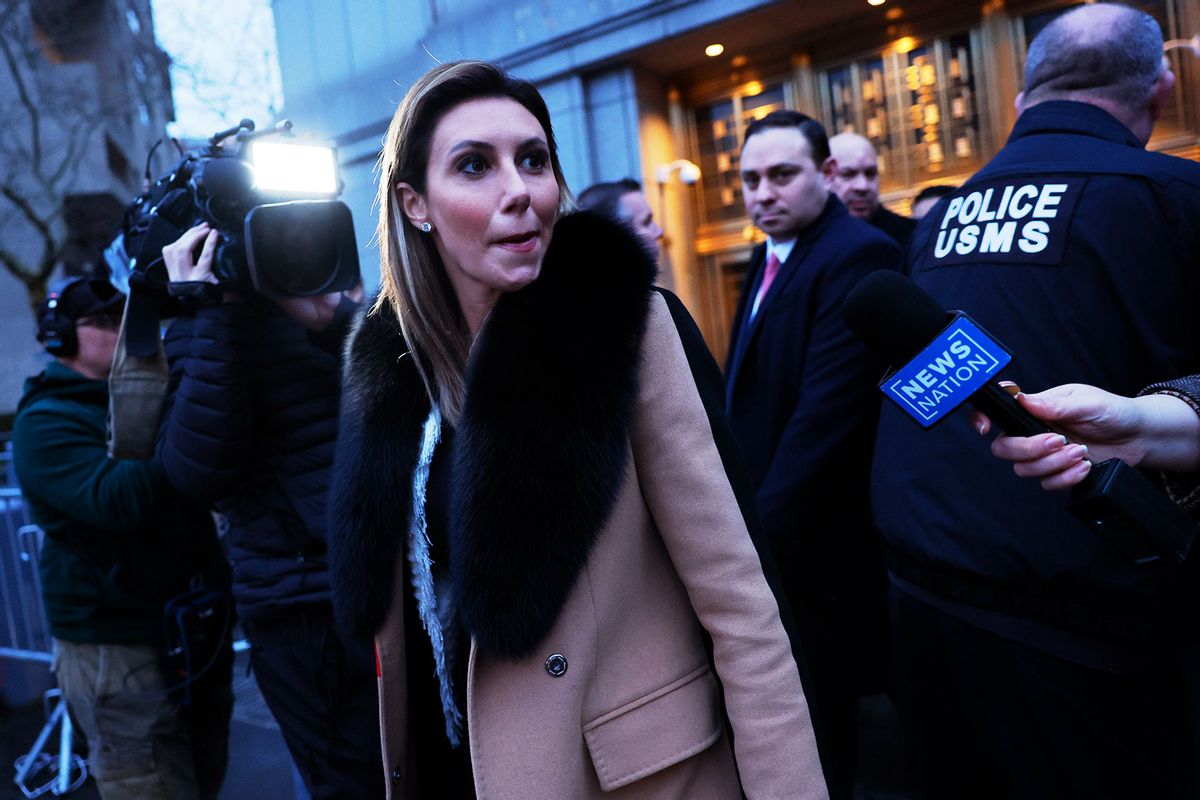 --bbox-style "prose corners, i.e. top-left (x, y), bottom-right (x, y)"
top-left (0, 650), bottom-right (302, 800)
